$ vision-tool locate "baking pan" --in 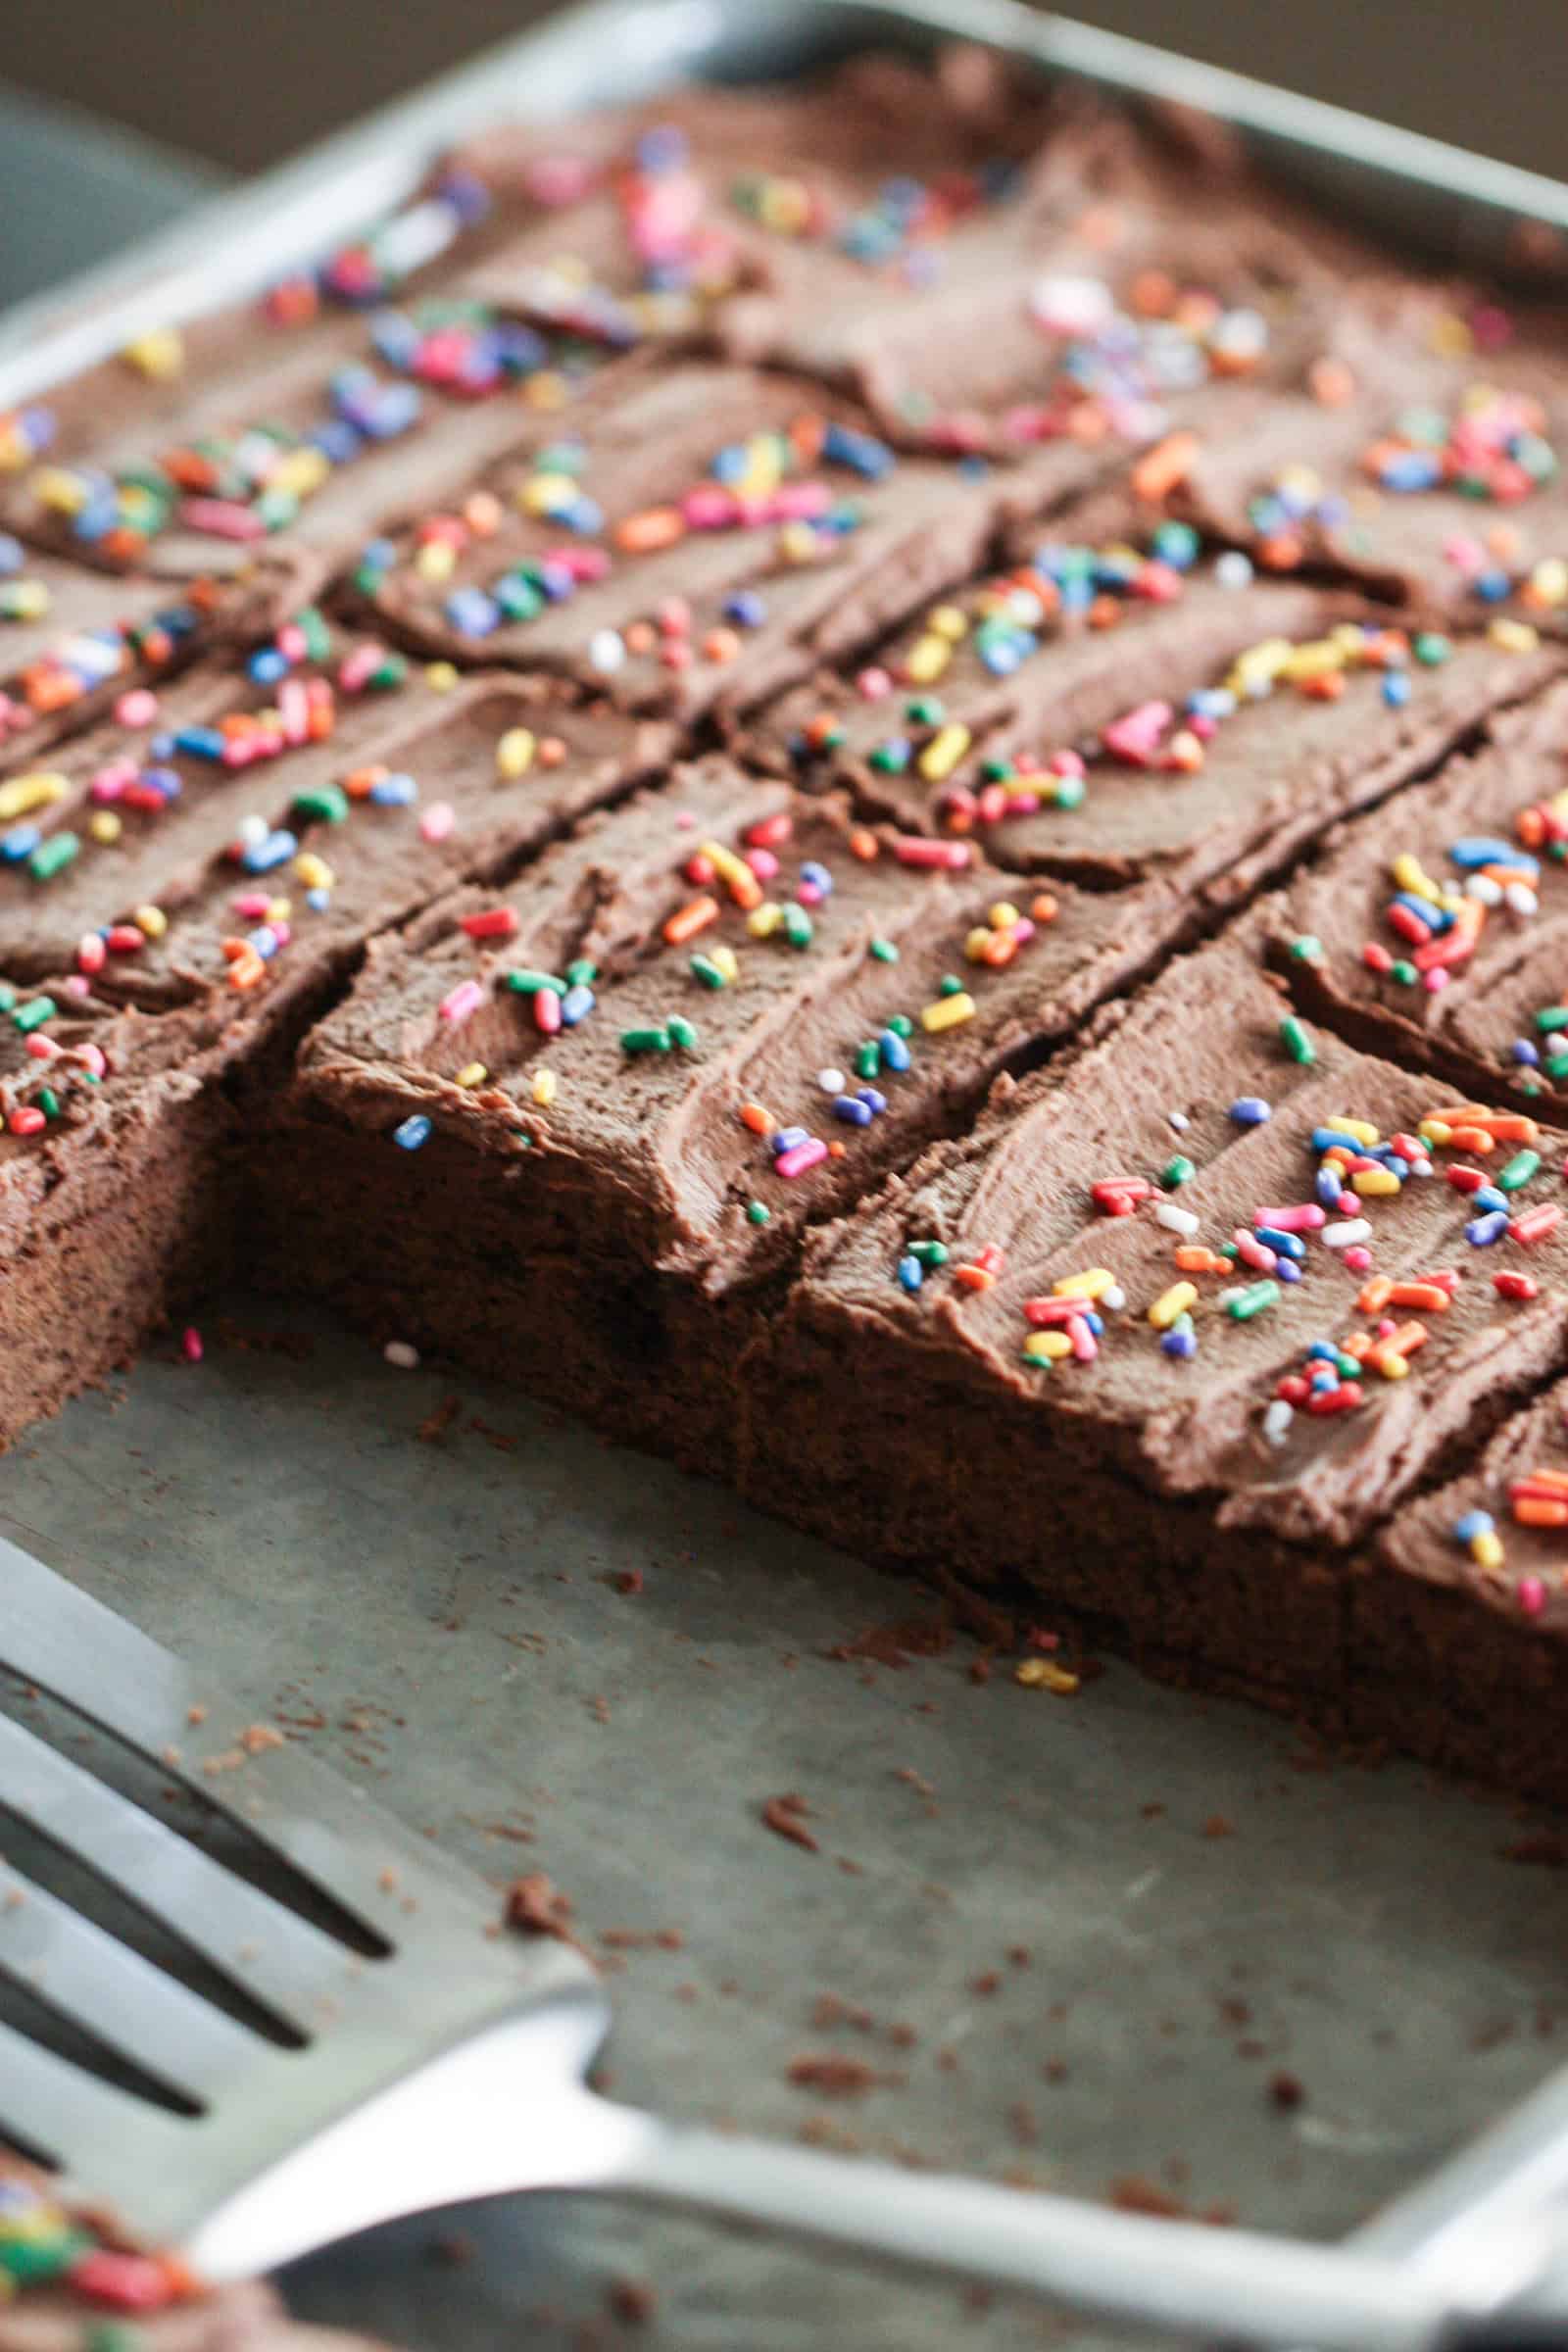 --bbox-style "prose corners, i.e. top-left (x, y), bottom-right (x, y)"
top-left (7, 4), bottom-right (1568, 2344)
